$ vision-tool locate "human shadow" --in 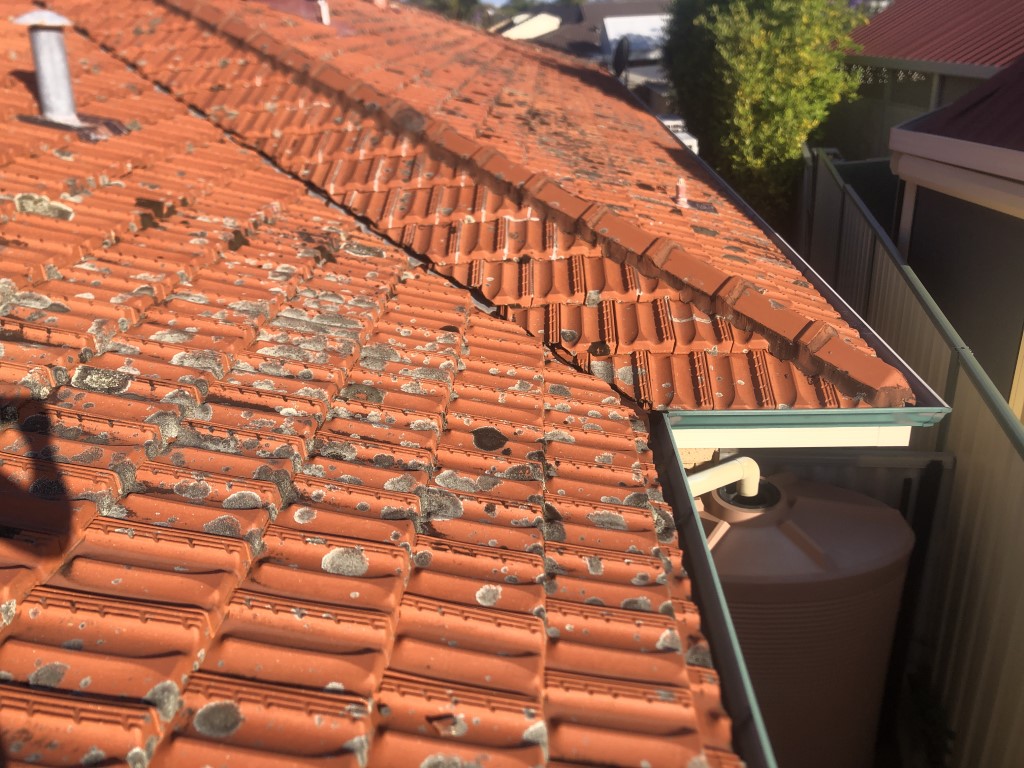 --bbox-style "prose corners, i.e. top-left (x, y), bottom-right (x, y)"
top-left (0, 392), bottom-right (76, 767)
top-left (0, 392), bottom-right (76, 557)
